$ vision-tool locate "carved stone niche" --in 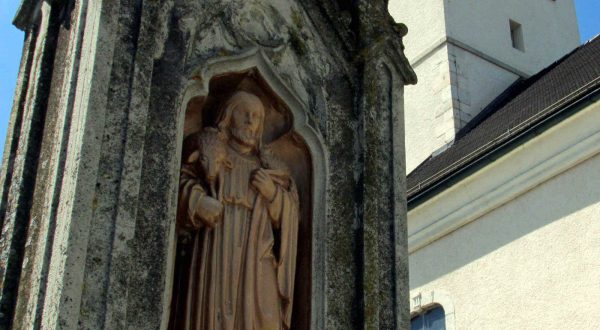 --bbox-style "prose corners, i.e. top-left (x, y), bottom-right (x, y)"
top-left (170, 68), bottom-right (317, 330)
